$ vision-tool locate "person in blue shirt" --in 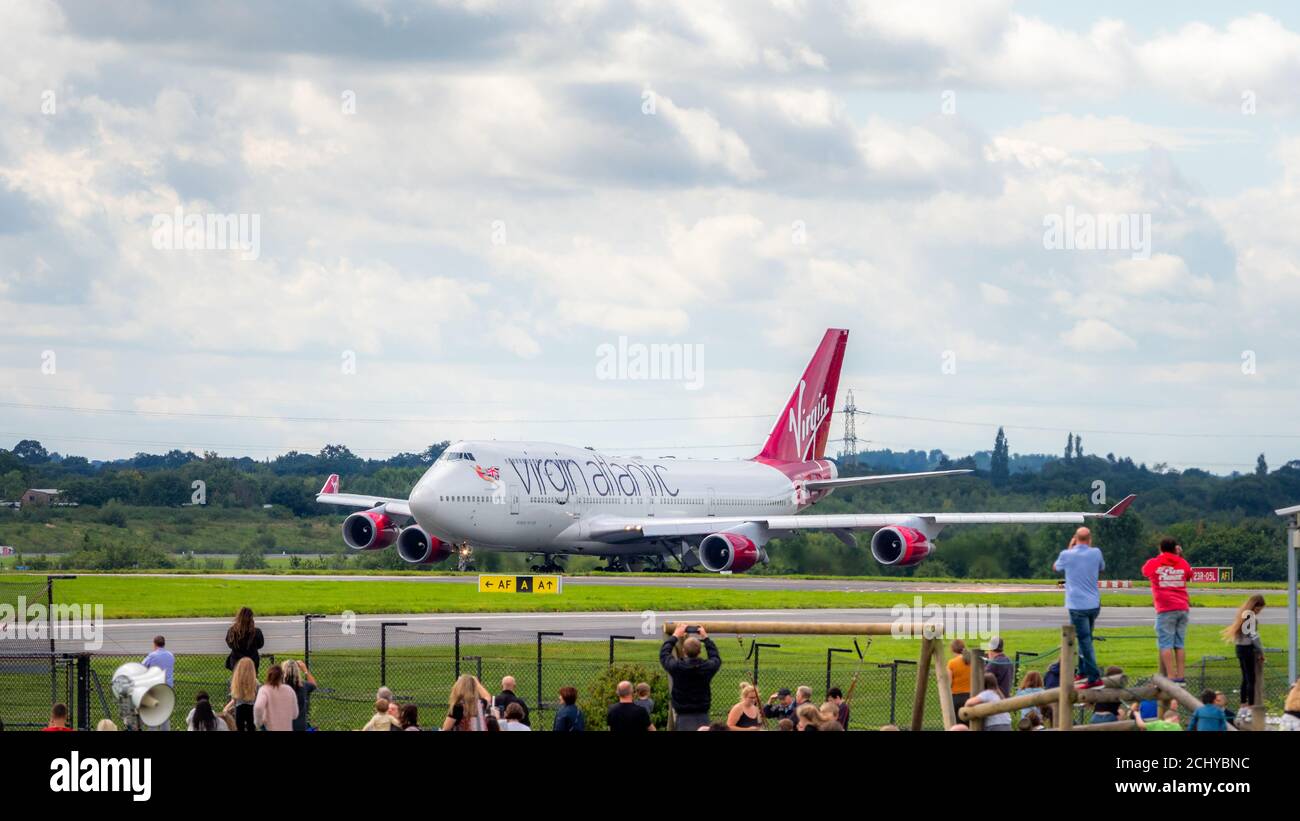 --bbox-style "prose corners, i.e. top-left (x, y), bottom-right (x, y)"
top-left (552, 685), bottom-right (585, 732)
top-left (141, 634), bottom-right (176, 731)
top-left (142, 634), bottom-right (175, 687)
top-left (1187, 689), bottom-right (1229, 731)
top-left (1053, 527), bottom-right (1105, 688)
